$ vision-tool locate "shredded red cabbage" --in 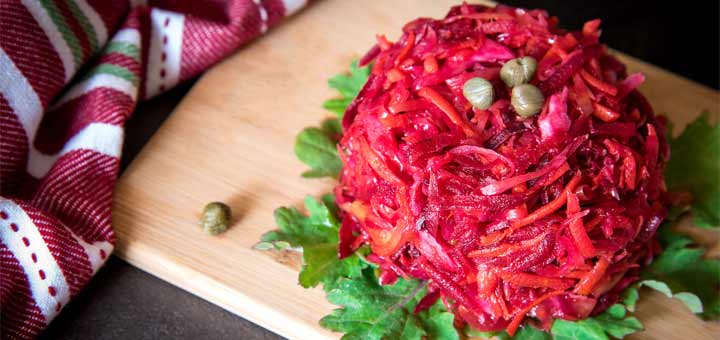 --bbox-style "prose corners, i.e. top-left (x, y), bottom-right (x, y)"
top-left (334, 4), bottom-right (668, 335)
